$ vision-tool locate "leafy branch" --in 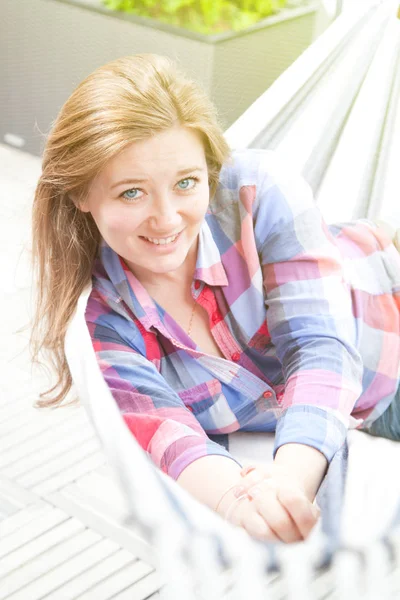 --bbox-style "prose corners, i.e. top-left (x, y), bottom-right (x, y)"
top-left (102, 0), bottom-right (293, 35)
